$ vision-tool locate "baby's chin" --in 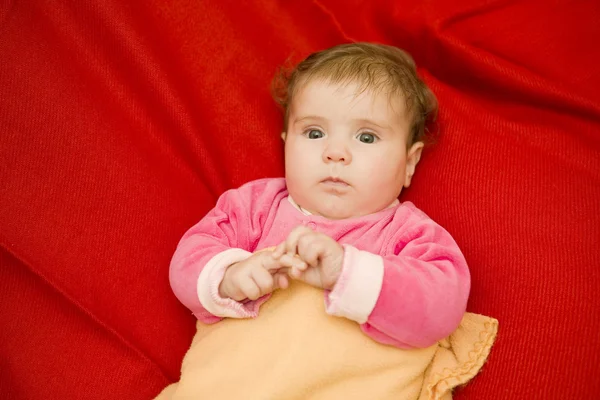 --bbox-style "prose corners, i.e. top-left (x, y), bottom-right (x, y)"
top-left (297, 192), bottom-right (389, 220)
